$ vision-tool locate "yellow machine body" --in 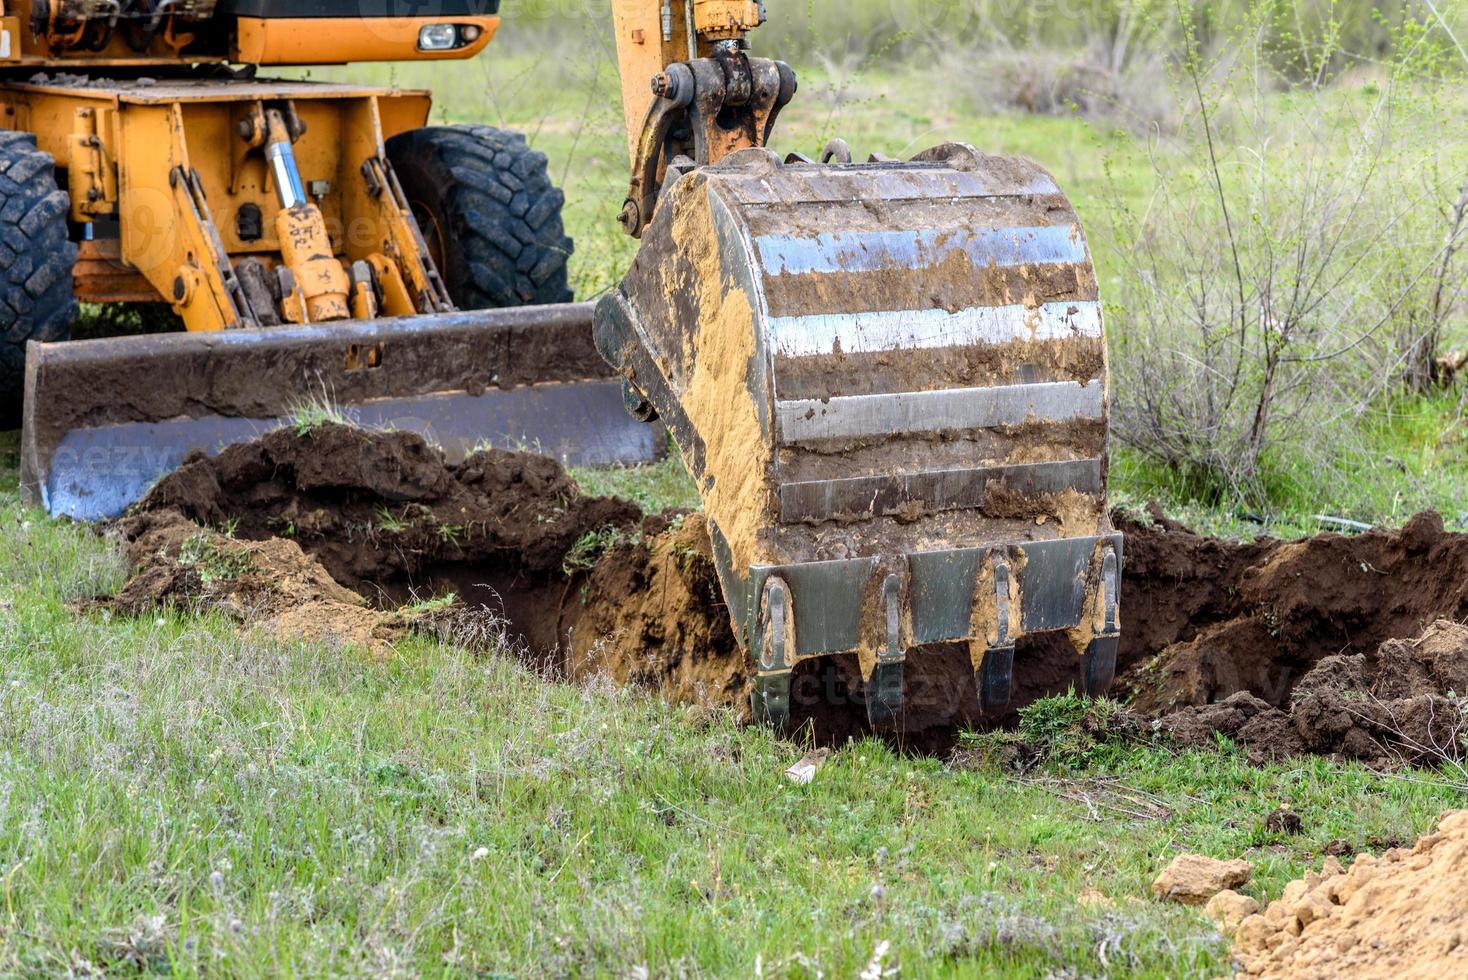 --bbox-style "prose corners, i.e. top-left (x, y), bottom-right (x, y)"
top-left (5, 76), bottom-right (440, 329)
